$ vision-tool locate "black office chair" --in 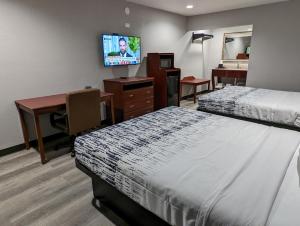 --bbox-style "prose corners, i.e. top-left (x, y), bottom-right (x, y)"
top-left (50, 89), bottom-right (101, 157)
